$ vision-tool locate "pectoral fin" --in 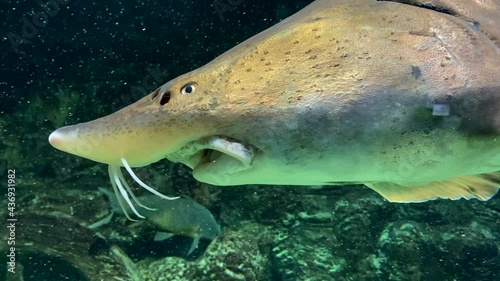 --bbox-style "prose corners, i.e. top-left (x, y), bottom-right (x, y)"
top-left (365, 172), bottom-right (499, 203)
top-left (88, 212), bottom-right (115, 230)
top-left (187, 236), bottom-right (200, 255)
top-left (154, 232), bottom-right (175, 241)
